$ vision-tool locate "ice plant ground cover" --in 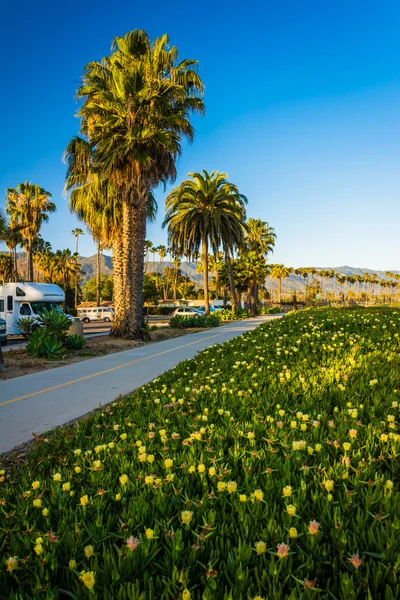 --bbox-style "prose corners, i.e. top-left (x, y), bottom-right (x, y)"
top-left (1, 308), bottom-right (400, 599)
